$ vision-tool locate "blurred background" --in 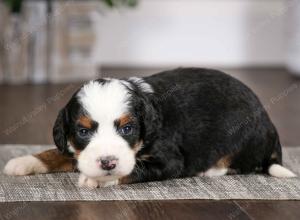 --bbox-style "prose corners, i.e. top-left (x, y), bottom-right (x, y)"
top-left (1, 0), bottom-right (300, 83)
top-left (0, 0), bottom-right (300, 146)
